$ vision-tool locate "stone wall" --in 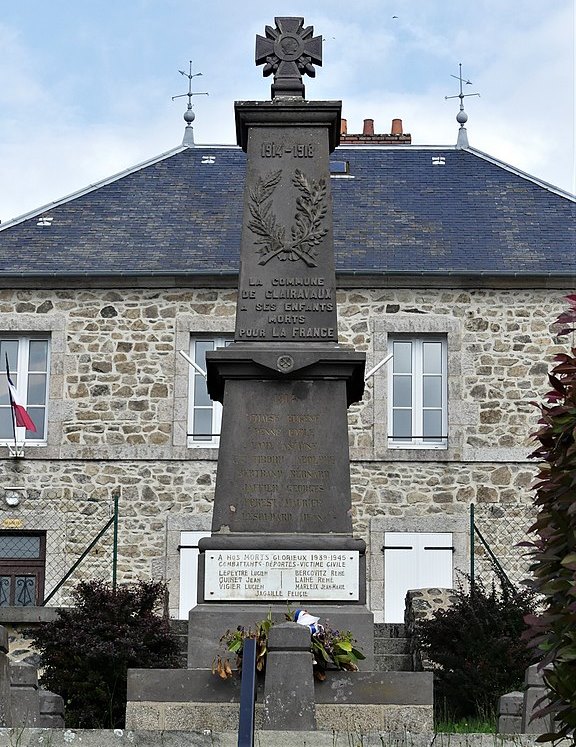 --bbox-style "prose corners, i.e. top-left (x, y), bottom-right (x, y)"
top-left (0, 284), bottom-right (567, 616)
